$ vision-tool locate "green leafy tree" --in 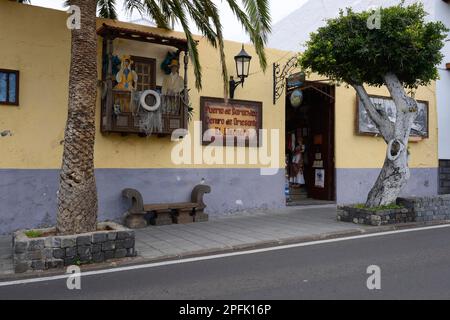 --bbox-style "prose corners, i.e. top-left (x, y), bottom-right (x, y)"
top-left (15, 0), bottom-right (271, 234)
top-left (300, 3), bottom-right (448, 208)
